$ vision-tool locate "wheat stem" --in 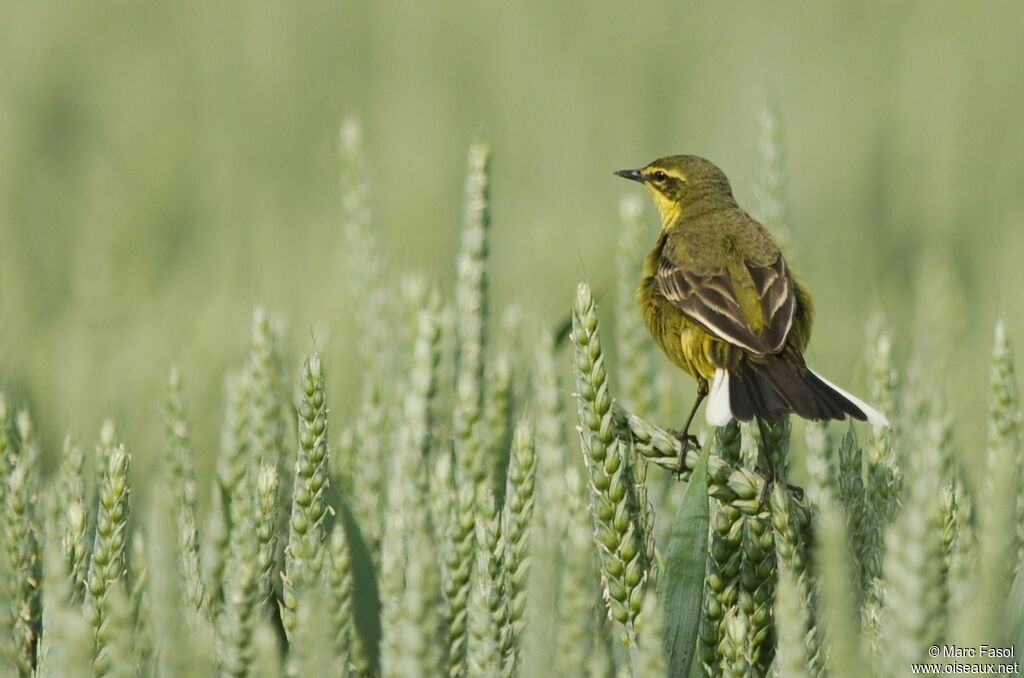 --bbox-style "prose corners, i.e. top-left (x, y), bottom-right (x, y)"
top-left (572, 282), bottom-right (647, 645)
top-left (85, 422), bottom-right (131, 675)
top-left (453, 143), bottom-right (492, 504)
top-left (326, 526), bottom-right (354, 676)
top-left (282, 348), bottom-right (332, 638)
top-left (501, 417), bottom-right (536, 670)
top-left (4, 408), bottom-right (42, 677)
top-left (38, 523), bottom-right (92, 678)
top-left (770, 483), bottom-right (823, 677)
top-left (163, 368), bottom-right (207, 617)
